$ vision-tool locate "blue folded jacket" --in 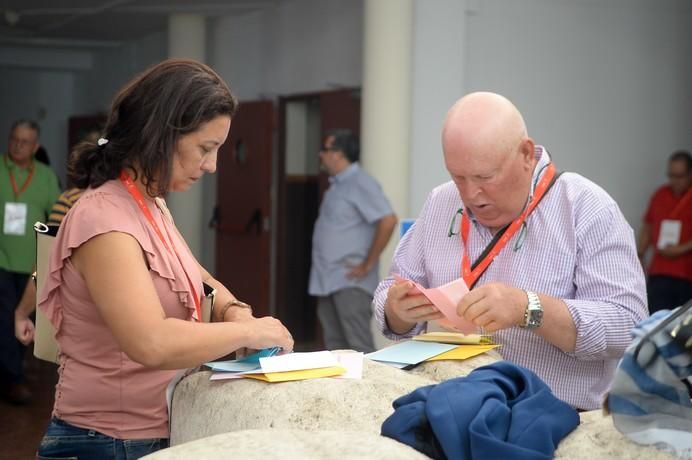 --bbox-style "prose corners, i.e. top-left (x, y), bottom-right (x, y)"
top-left (381, 361), bottom-right (580, 460)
